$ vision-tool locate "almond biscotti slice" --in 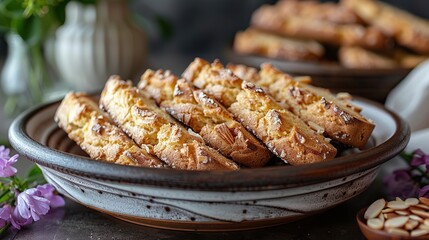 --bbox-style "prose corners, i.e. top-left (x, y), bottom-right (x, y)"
top-left (182, 58), bottom-right (337, 165)
top-left (55, 93), bottom-right (165, 168)
top-left (227, 63), bottom-right (375, 148)
top-left (251, 4), bottom-right (391, 50)
top-left (99, 76), bottom-right (239, 170)
top-left (342, 0), bottom-right (429, 54)
top-left (234, 28), bottom-right (325, 62)
top-left (276, 0), bottom-right (364, 25)
top-left (138, 69), bottom-right (272, 167)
